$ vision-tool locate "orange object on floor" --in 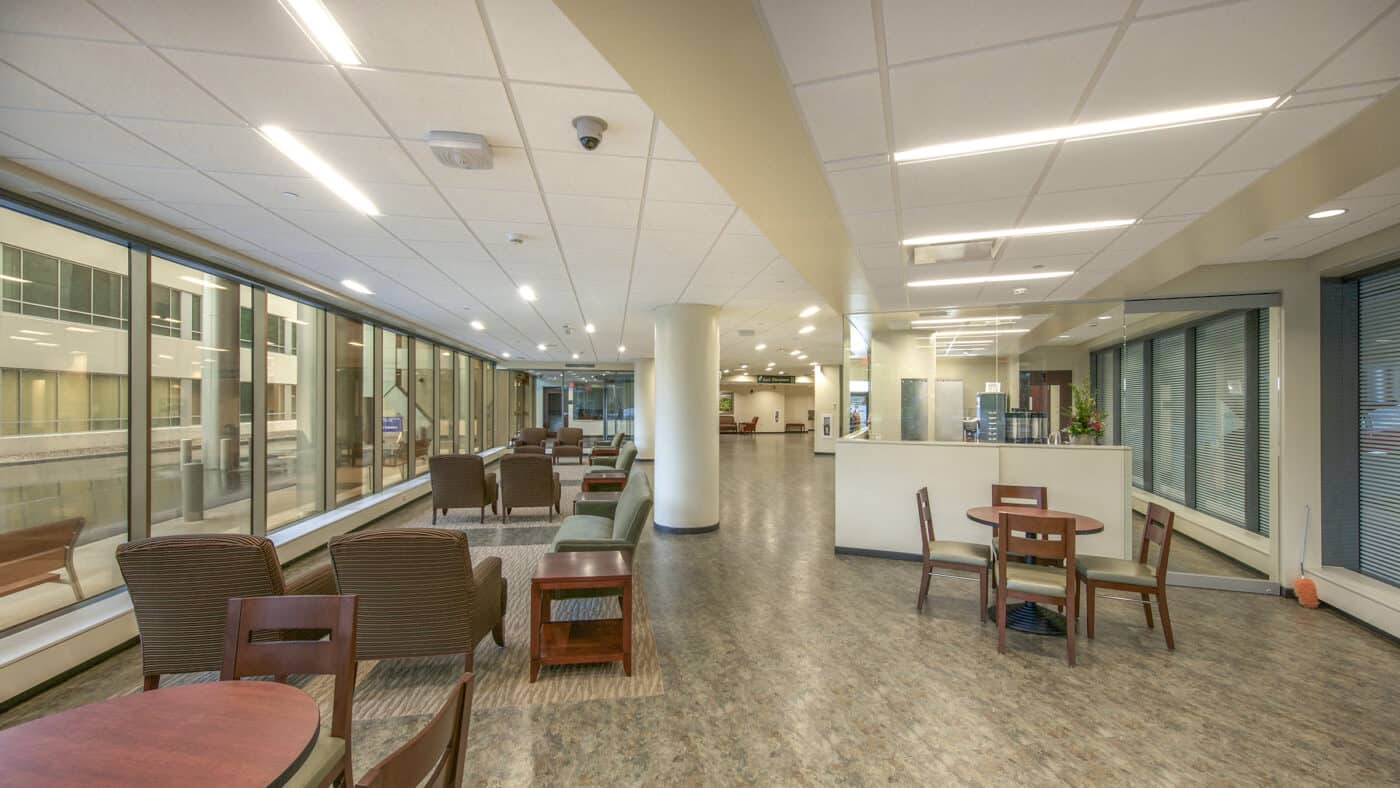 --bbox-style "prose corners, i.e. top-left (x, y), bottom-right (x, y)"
top-left (1294, 576), bottom-right (1319, 609)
